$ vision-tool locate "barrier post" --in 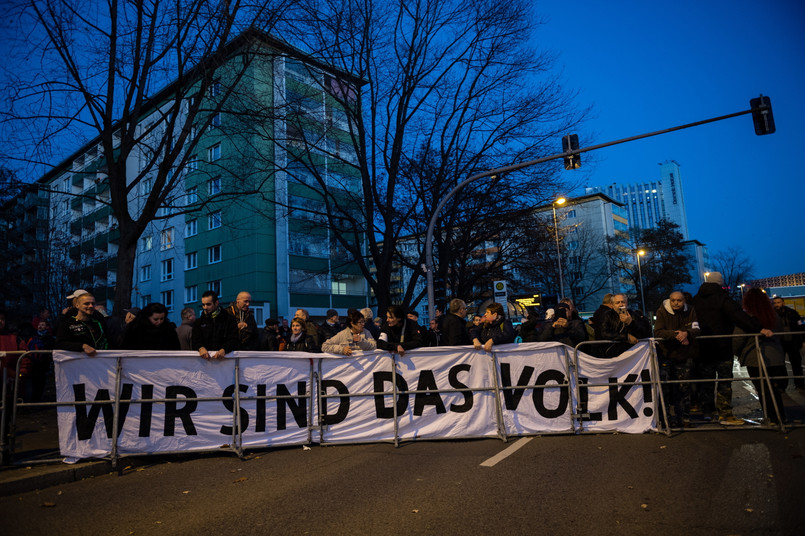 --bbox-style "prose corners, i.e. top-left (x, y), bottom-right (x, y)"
top-left (314, 358), bottom-right (323, 444)
top-left (233, 355), bottom-right (244, 457)
top-left (391, 353), bottom-right (400, 447)
top-left (110, 354), bottom-right (125, 469)
top-left (753, 335), bottom-right (786, 431)
top-left (0, 365), bottom-right (8, 464)
top-left (647, 340), bottom-right (672, 436)
top-left (488, 350), bottom-right (509, 442)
